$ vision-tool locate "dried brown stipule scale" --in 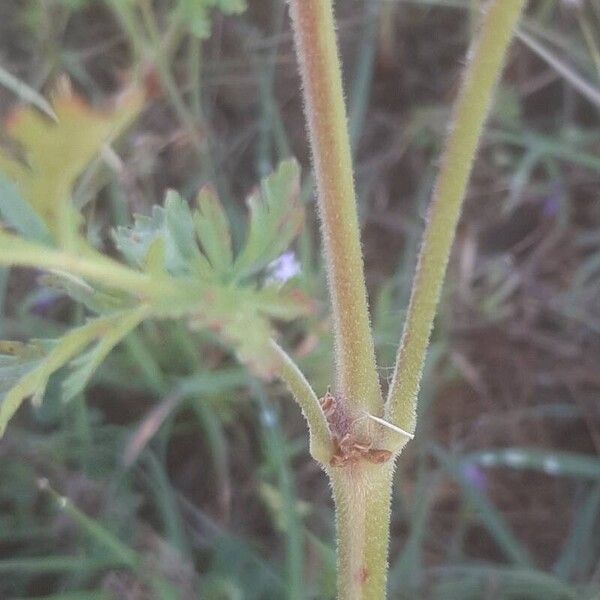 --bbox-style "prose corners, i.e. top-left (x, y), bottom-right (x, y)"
top-left (318, 388), bottom-right (392, 467)
top-left (366, 449), bottom-right (392, 464)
